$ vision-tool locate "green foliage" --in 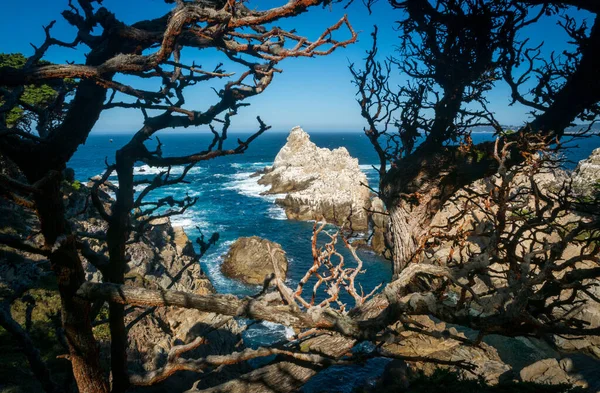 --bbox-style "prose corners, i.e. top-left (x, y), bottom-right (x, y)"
top-left (0, 53), bottom-right (58, 128)
top-left (92, 306), bottom-right (111, 341)
top-left (65, 179), bottom-right (82, 191)
top-left (592, 181), bottom-right (600, 197)
top-left (0, 53), bottom-right (28, 68)
top-left (511, 208), bottom-right (535, 220)
top-left (0, 281), bottom-right (68, 393)
top-left (470, 147), bottom-right (486, 162)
